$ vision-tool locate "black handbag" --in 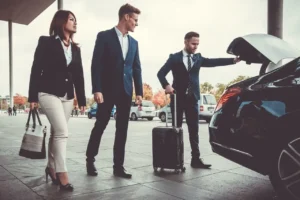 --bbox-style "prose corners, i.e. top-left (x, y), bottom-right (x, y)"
top-left (19, 108), bottom-right (47, 159)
